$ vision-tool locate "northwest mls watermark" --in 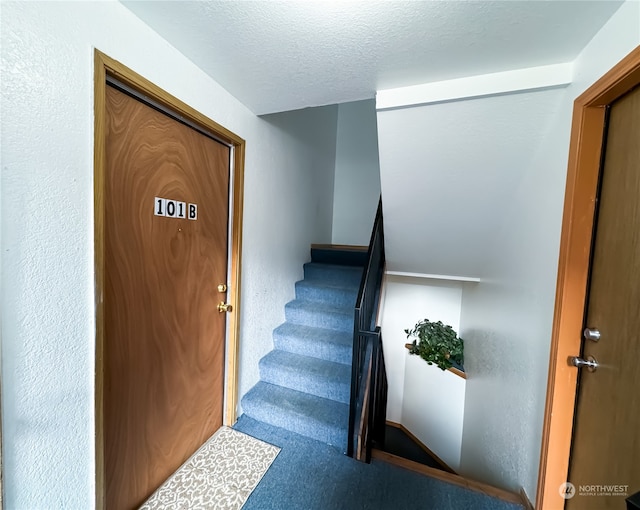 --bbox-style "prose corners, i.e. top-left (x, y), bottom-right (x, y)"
top-left (559, 482), bottom-right (629, 499)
